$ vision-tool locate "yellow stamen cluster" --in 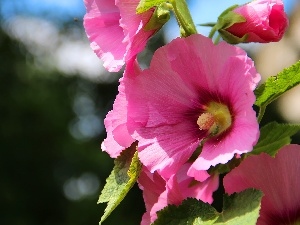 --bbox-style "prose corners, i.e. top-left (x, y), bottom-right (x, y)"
top-left (197, 102), bottom-right (232, 136)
